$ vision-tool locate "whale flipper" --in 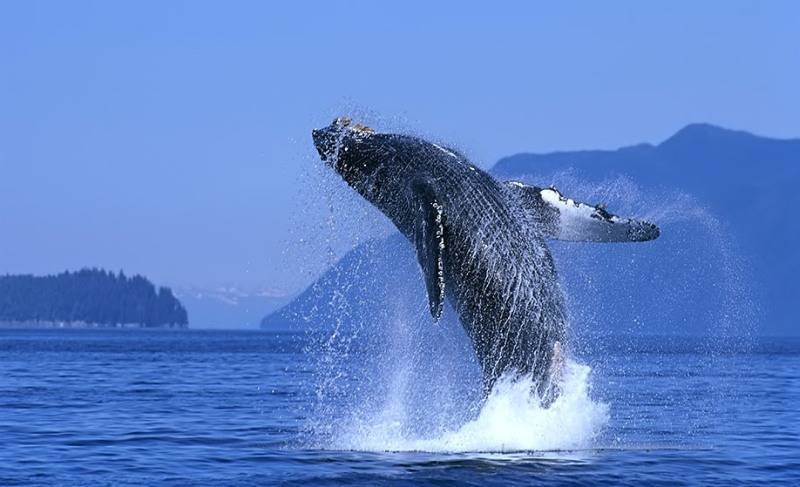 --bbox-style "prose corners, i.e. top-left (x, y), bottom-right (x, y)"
top-left (506, 181), bottom-right (660, 242)
top-left (412, 181), bottom-right (447, 321)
